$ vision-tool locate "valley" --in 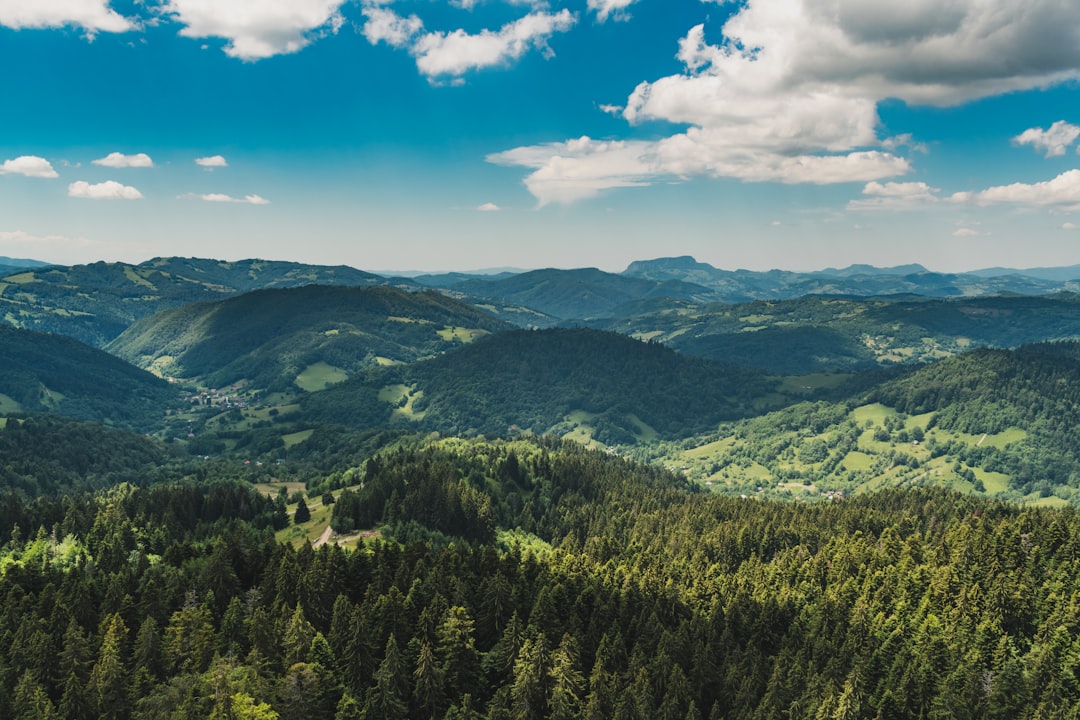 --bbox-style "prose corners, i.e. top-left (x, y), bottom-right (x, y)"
top-left (3, 255), bottom-right (1080, 719)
